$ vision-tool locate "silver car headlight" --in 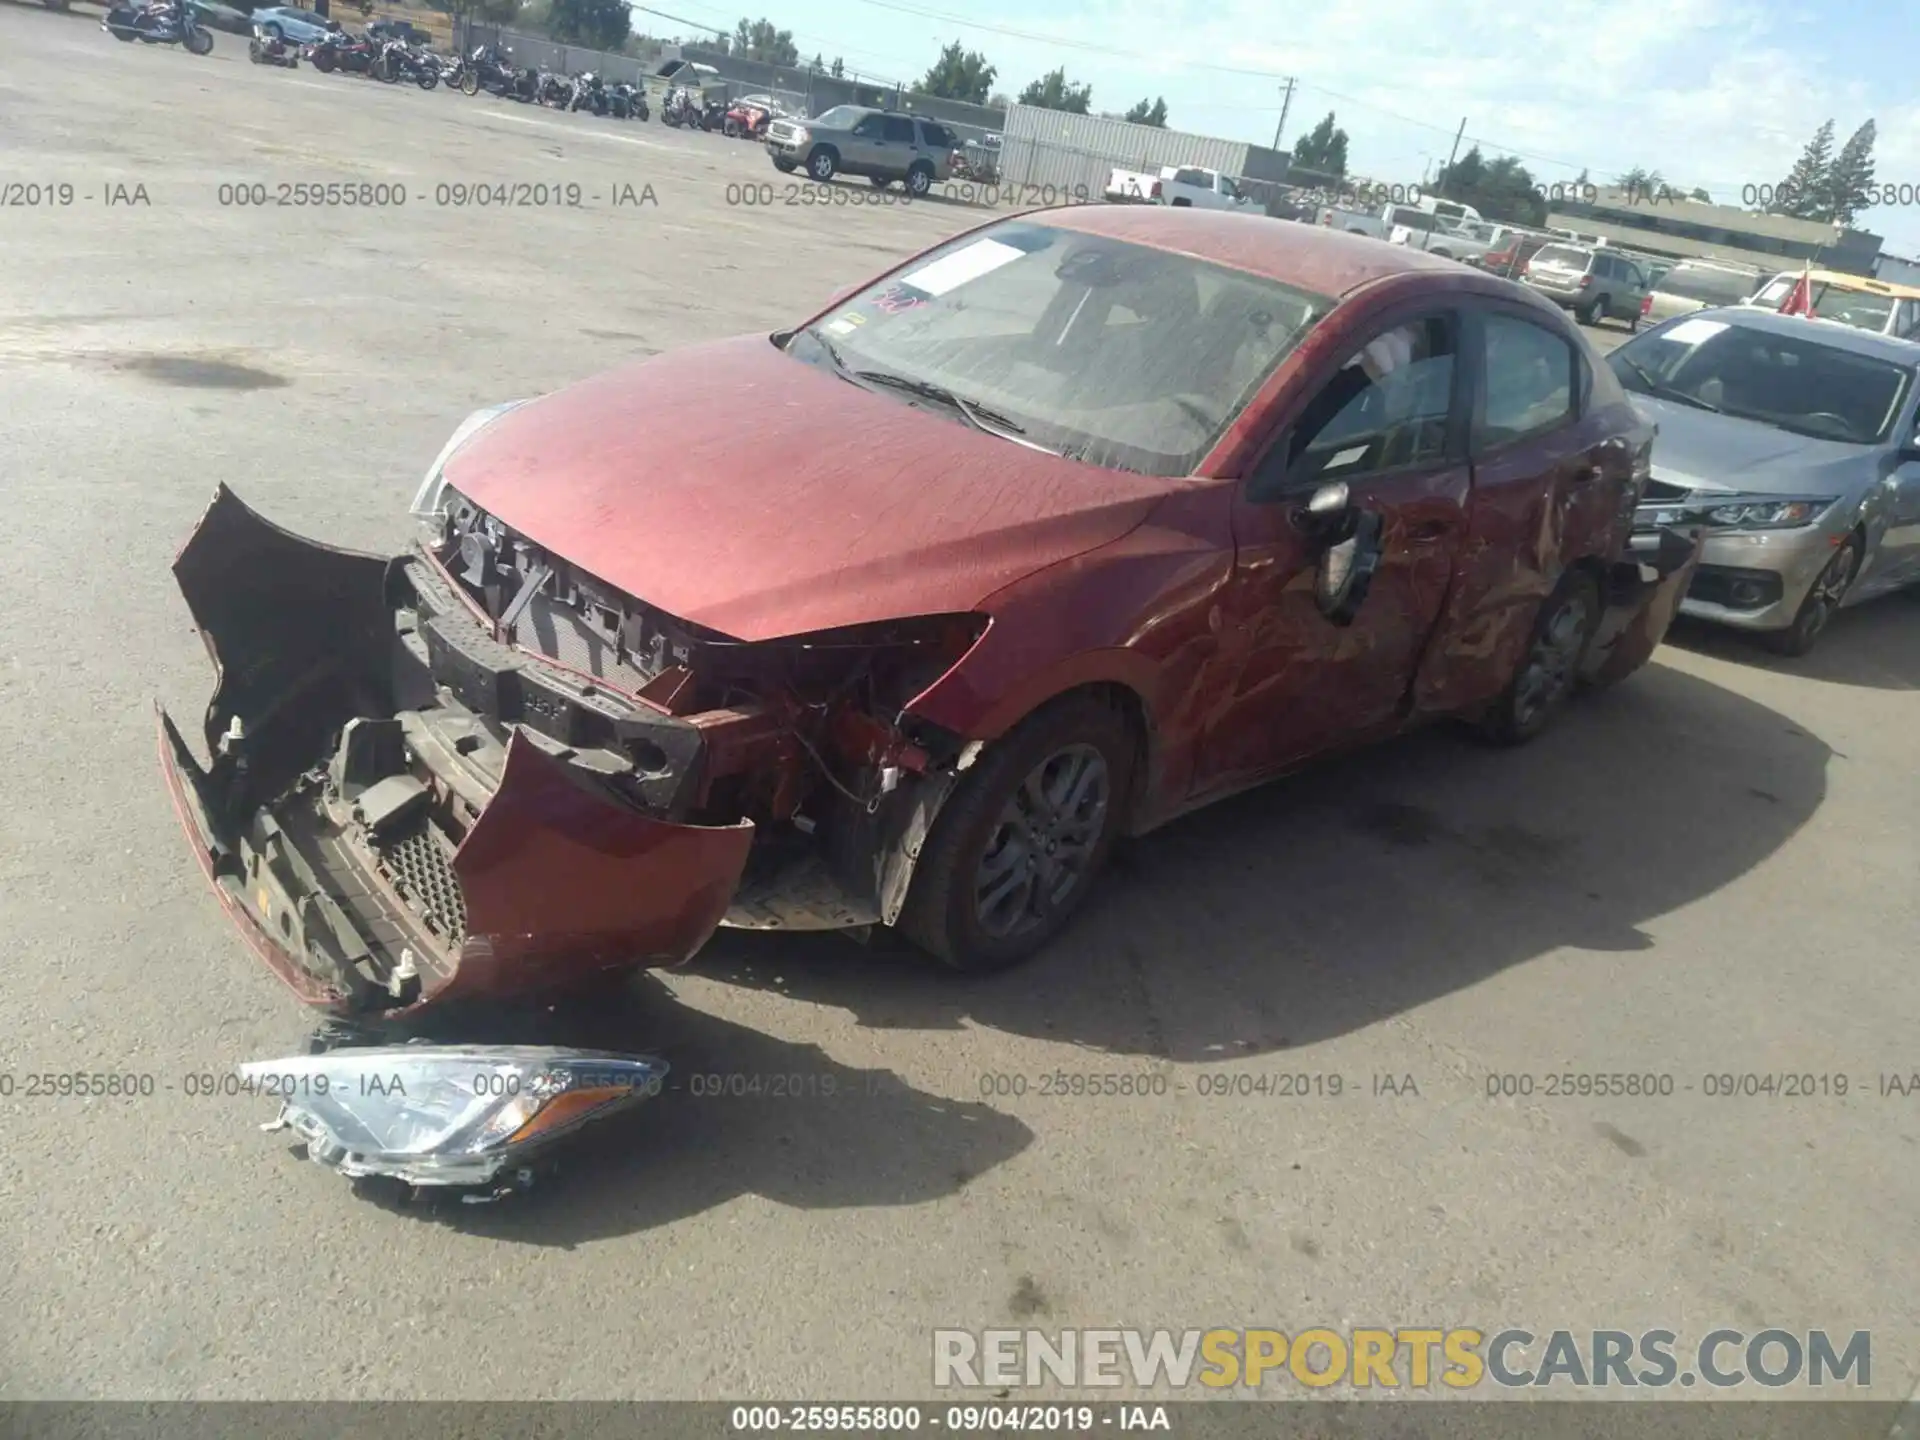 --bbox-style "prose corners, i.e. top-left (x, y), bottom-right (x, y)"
top-left (241, 1046), bottom-right (666, 1192)
top-left (1703, 498), bottom-right (1836, 530)
top-left (408, 400), bottom-right (529, 522)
